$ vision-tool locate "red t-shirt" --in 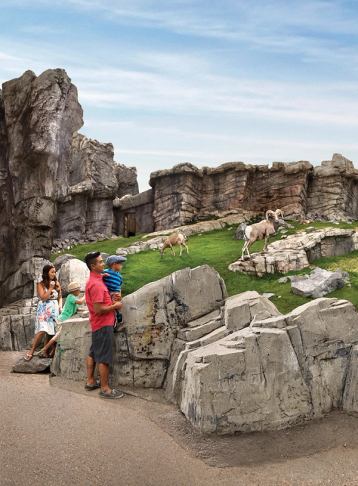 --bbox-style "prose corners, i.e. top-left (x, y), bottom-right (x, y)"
top-left (85, 272), bottom-right (115, 332)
